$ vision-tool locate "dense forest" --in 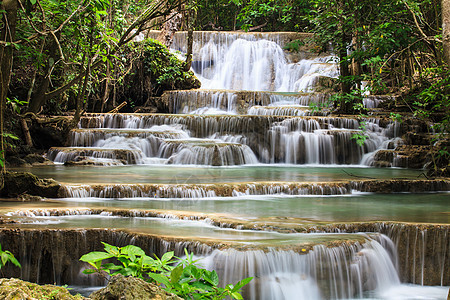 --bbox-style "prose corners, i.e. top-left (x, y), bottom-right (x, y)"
top-left (0, 0), bottom-right (449, 174)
